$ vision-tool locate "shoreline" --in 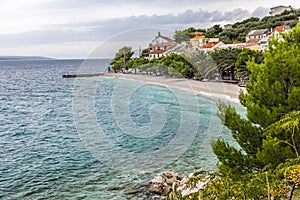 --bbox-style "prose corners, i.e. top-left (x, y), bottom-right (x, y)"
top-left (104, 73), bottom-right (246, 104)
